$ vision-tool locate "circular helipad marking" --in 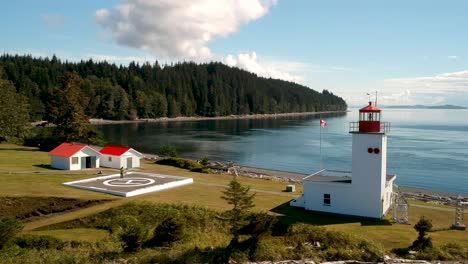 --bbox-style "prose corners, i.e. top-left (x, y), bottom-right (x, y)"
top-left (103, 178), bottom-right (155, 187)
